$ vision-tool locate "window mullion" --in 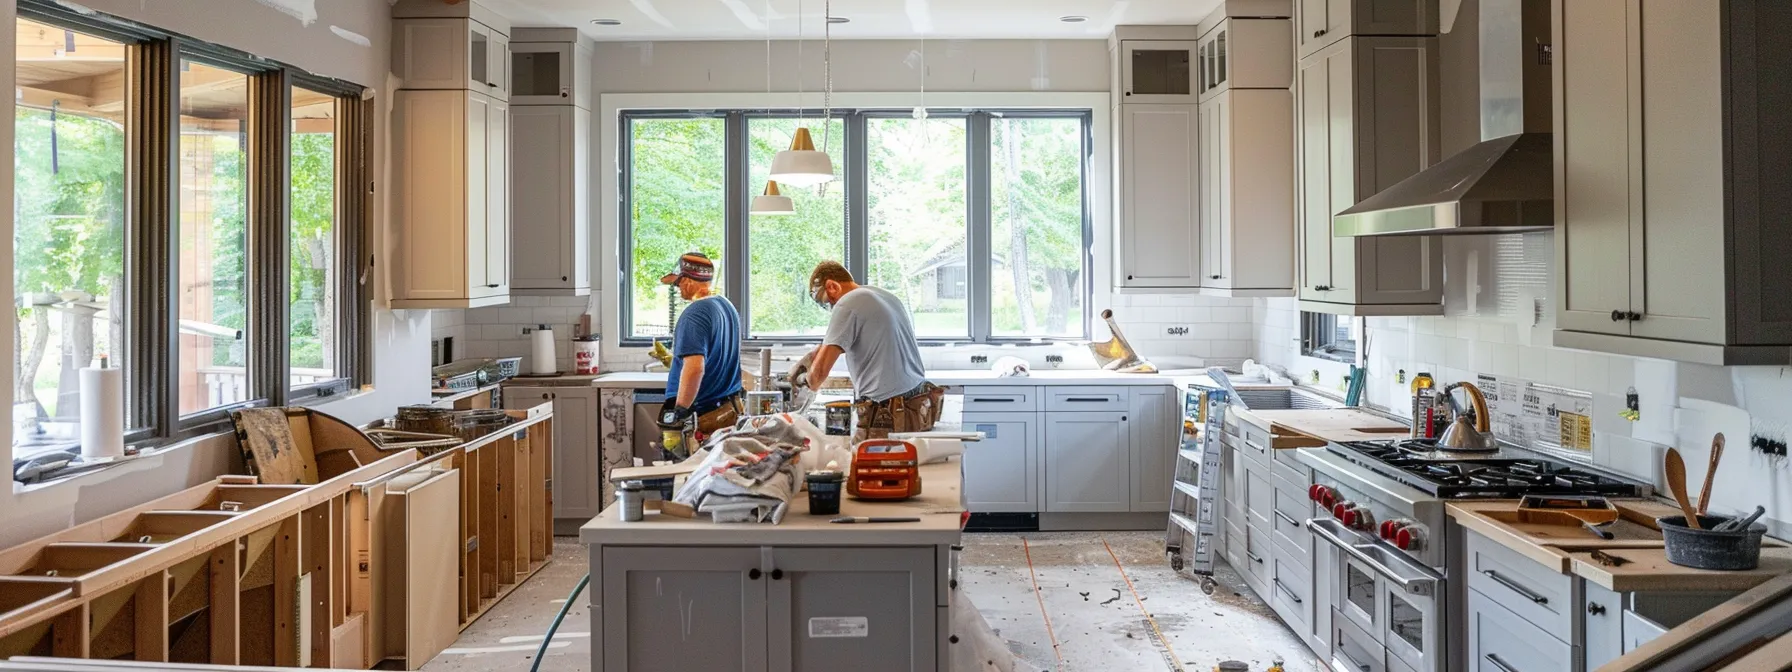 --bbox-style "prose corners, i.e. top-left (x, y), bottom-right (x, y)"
top-left (246, 70), bottom-right (292, 406)
top-left (129, 38), bottom-right (181, 436)
top-left (967, 113), bottom-right (992, 343)
top-left (846, 113), bottom-right (869, 282)
top-left (725, 112), bottom-right (749, 330)
top-left (338, 96), bottom-right (372, 387)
